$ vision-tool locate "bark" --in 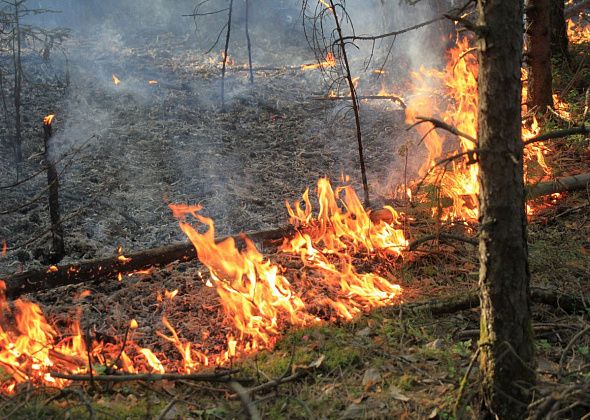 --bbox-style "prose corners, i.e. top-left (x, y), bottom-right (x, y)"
top-left (44, 123), bottom-right (65, 262)
top-left (477, 0), bottom-right (536, 417)
top-left (526, 0), bottom-right (554, 111)
top-left (3, 226), bottom-right (292, 299)
top-left (550, 0), bottom-right (570, 61)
